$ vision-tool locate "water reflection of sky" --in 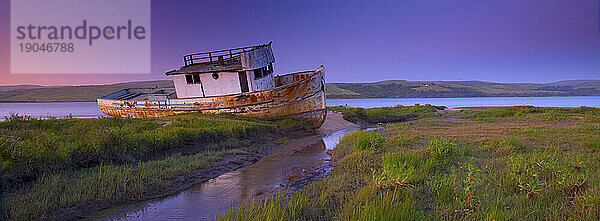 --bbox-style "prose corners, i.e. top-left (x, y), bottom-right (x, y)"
top-left (327, 96), bottom-right (600, 108)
